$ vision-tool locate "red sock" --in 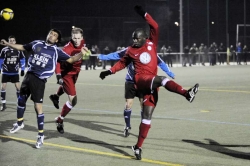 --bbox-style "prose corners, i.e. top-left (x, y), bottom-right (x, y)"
top-left (58, 102), bottom-right (72, 122)
top-left (57, 86), bottom-right (64, 96)
top-left (136, 123), bottom-right (151, 148)
top-left (165, 80), bottom-right (187, 96)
